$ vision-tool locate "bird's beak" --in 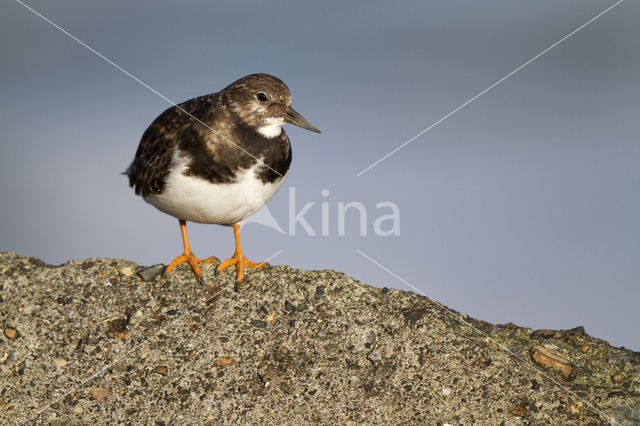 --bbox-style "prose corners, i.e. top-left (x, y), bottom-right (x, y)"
top-left (284, 106), bottom-right (321, 133)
